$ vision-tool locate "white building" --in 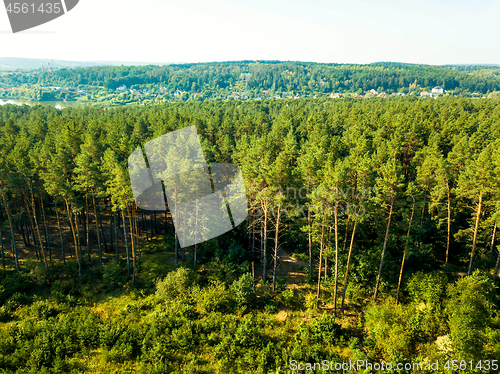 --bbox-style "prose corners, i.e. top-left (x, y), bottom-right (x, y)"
top-left (432, 86), bottom-right (444, 95)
